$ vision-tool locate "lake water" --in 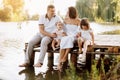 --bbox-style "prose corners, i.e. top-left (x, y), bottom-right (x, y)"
top-left (0, 21), bottom-right (120, 80)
